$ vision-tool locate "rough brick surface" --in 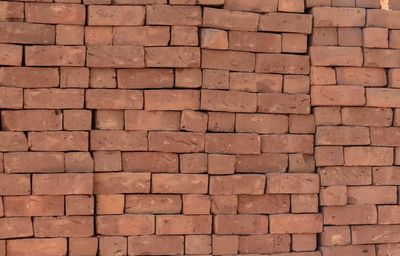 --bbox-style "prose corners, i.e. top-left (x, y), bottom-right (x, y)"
top-left (1, 1), bottom-right (399, 255)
